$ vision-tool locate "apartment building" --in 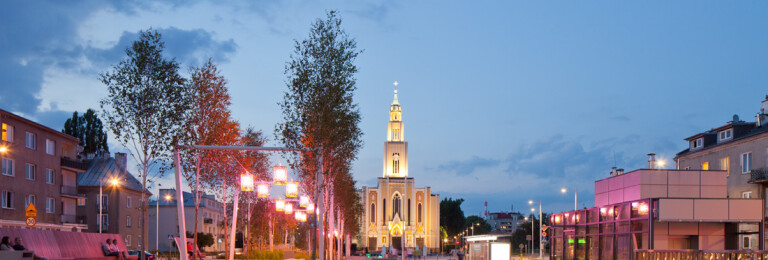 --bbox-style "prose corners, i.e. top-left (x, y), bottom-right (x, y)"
top-left (486, 212), bottom-right (524, 234)
top-left (76, 152), bottom-right (150, 250)
top-left (674, 95), bottom-right (768, 250)
top-left (149, 188), bottom-right (226, 253)
top-left (0, 109), bottom-right (88, 231)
